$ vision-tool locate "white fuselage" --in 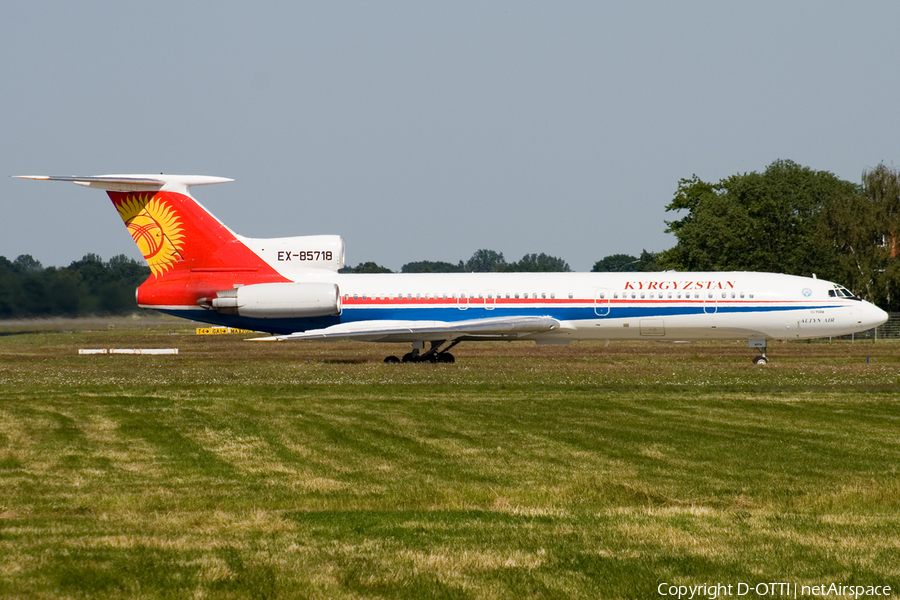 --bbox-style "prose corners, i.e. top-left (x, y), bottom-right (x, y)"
top-left (200, 270), bottom-right (886, 342)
